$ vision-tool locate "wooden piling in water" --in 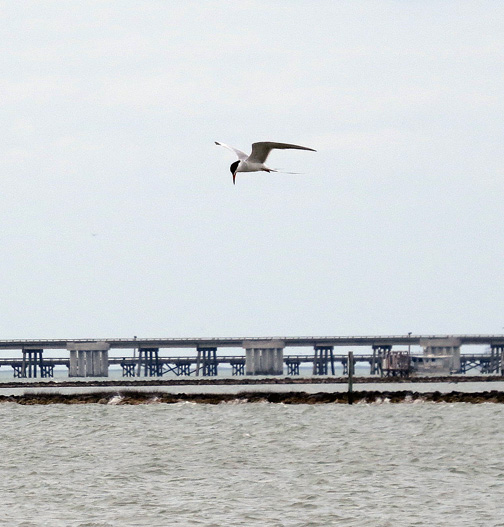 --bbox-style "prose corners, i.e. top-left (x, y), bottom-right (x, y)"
top-left (348, 351), bottom-right (354, 404)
